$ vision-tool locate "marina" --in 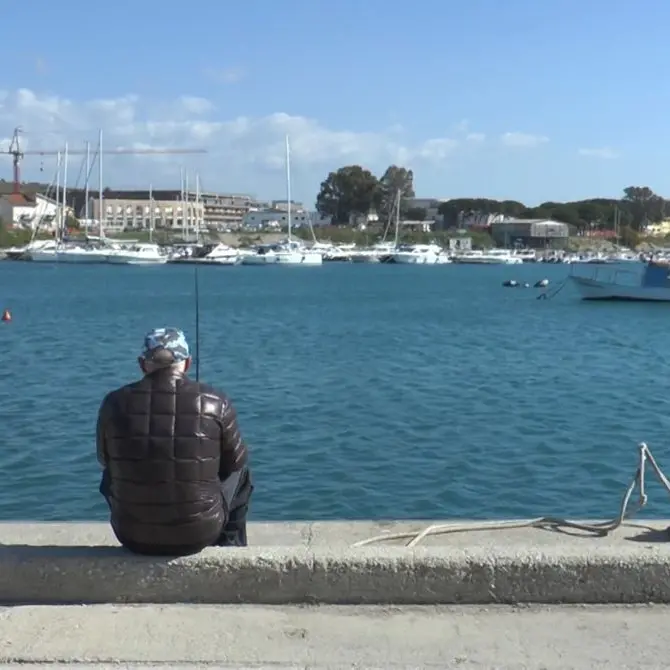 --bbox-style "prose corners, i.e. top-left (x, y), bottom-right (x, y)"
top-left (1, 237), bottom-right (656, 266)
